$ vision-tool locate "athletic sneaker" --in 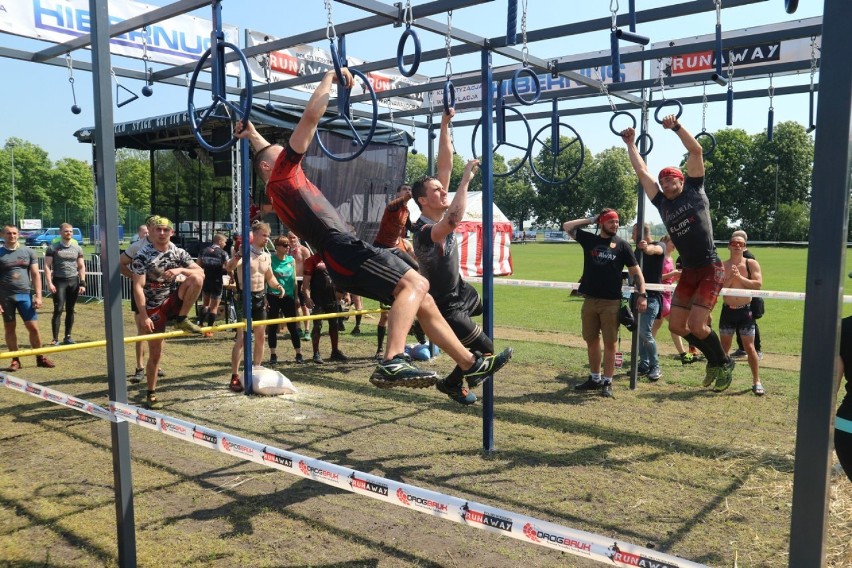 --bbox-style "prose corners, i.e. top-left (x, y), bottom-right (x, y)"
top-left (145, 393), bottom-right (163, 410)
top-left (313, 352), bottom-right (324, 364)
top-left (62, 336), bottom-right (76, 345)
top-left (329, 350), bottom-right (348, 362)
top-left (435, 378), bottom-right (478, 405)
top-left (637, 362), bottom-right (651, 376)
top-left (6, 358), bottom-right (21, 372)
top-left (36, 355), bottom-right (55, 368)
top-left (576, 376), bottom-right (603, 391)
top-left (295, 353), bottom-right (304, 364)
top-left (648, 366), bottom-right (662, 381)
top-left (463, 348), bottom-right (513, 388)
top-left (731, 349), bottom-right (747, 358)
top-left (375, 350), bottom-right (384, 362)
top-left (269, 353), bottom-right (278, 365)
top-left (600, 382), bottom-right (614, 398)
top-left (757, 351), bottom-right (763, 361)
top-left (351, 326), bottom-right (361, 335)
top-left (130, 368), bottom-right (144, 384)
top-left (369, 354), bottom-right (438, 389)
top-left (49, 339), bottom-right (59, 346)
top-left (702, 364), bottom-right (719, 387)
top-left (713, 359), bottom-right (736, 392)
top-left (175, 319), bottom-right (203, 334)
top-left (229, 374), bottom-right (243, 393)
top-left (680, 352), bottom-right (694, 365)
